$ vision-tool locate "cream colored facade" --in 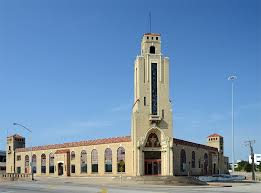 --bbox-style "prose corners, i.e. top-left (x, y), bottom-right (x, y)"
top-left (6, 33), bottom-right (229, 177)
